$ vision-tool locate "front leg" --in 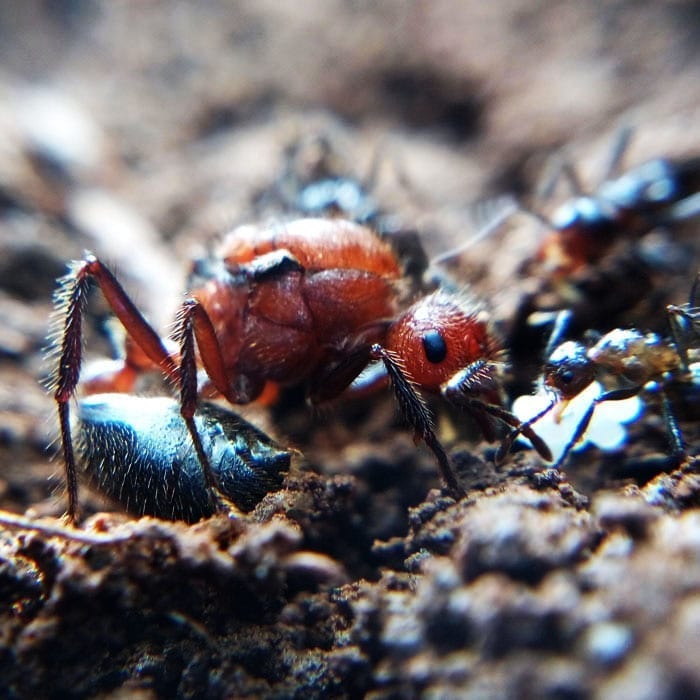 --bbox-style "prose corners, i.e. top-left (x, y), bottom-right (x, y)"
top-left (442, 361), bottom-right (553, 462)
top-left (552, 386), bottom-right (641, 469)
top-left (173, 299), bottom-right (243, 516)
top-left (370, 344), bottom-right (465, 499)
